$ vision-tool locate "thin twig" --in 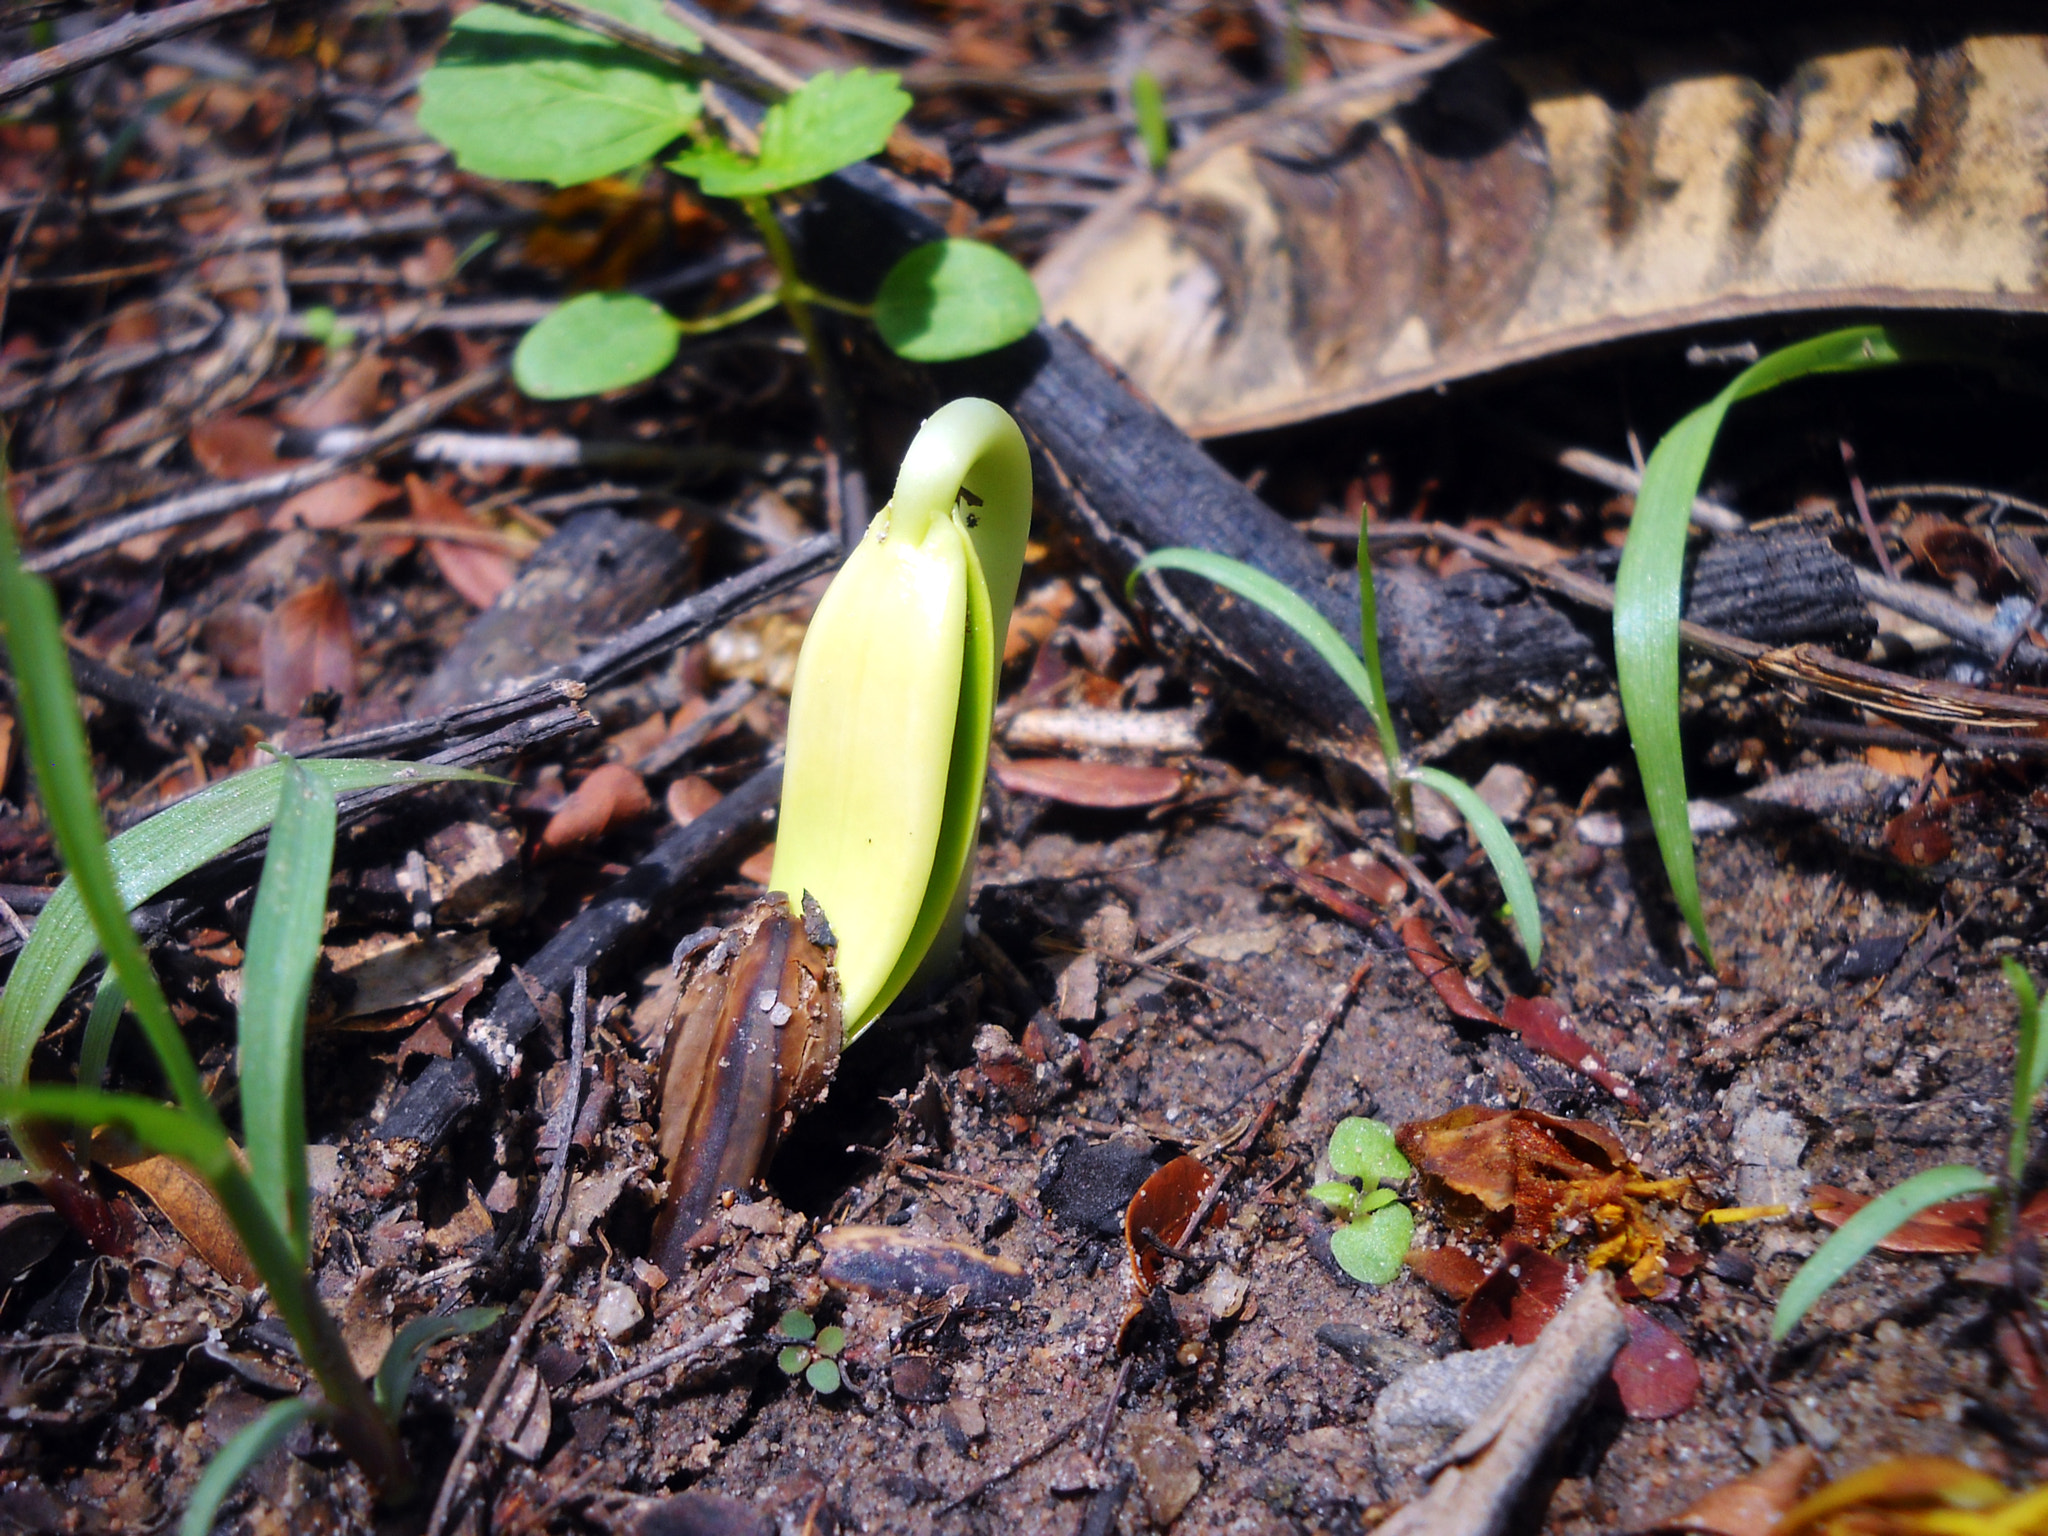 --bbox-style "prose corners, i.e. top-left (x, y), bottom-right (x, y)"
top-left (0, 0), bottom-right (275, 106)
top-left (23, 368), bottom-right (504, 573)
top-left (568, 1310), bottom-right (753, 1403)
top-left (1841, 437), bottom-right (1900, 580)
top-left (525, 968), bottom-right (589, 1253)
top-left (423, 1249), bottom-right (573, 1536)
top-left (936, 1409), bottom-right (1090, 1515)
